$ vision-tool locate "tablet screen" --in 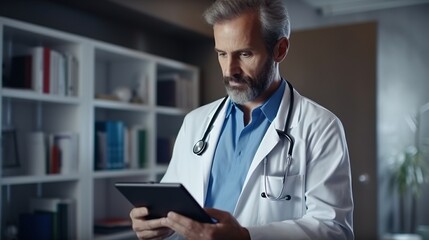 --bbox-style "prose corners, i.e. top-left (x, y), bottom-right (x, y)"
top-left (115, 182), bottom-right (216, 224)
